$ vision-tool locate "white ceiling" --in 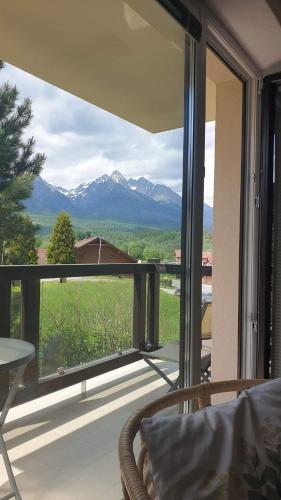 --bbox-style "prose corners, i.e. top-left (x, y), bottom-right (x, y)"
top-left (204, 0), bottom-right (281, 73)
top-left (0, 0), bottom-right (187, 133)
top-left (0, 0), bottom-right (273, 132)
